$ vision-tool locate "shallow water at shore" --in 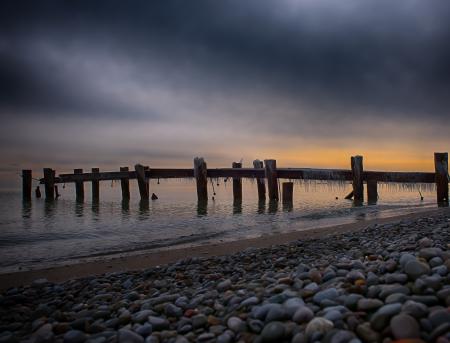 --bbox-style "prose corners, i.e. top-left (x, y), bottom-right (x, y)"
top-left (0, 180), bottom-right (437, 272)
